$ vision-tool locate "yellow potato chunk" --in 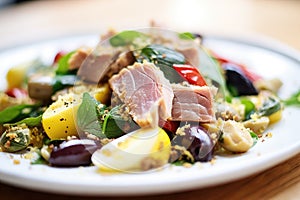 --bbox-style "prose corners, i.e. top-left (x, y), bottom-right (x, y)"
top-left (42, 93), bottom-right (81, 139)
top-left (268, 109), bottom-right (282, 124)
top-left (93, 83), bottom-right (111, 104)
top-left (6, 63), bottom-right (29, 89)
